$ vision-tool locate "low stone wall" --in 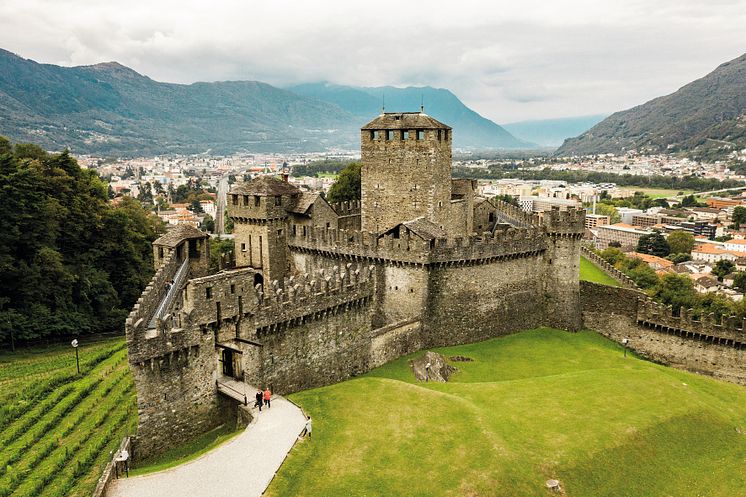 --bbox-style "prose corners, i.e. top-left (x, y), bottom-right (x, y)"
top-left (581, 246), bottom-right (638, 289)
top-left (580, 281), bottom-right (746, 386)
top-left (369, 319), bottom-right (422, 368)
top-left (95, 436), bottom-right (130, 497)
